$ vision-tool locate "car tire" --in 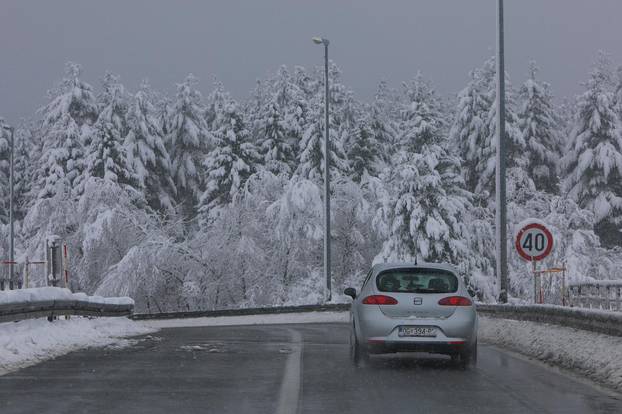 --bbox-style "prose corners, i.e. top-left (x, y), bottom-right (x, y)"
top-left (350, 326), bottom-right (368, 367)
top-left (456, 340), bottom-right (477, 368)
